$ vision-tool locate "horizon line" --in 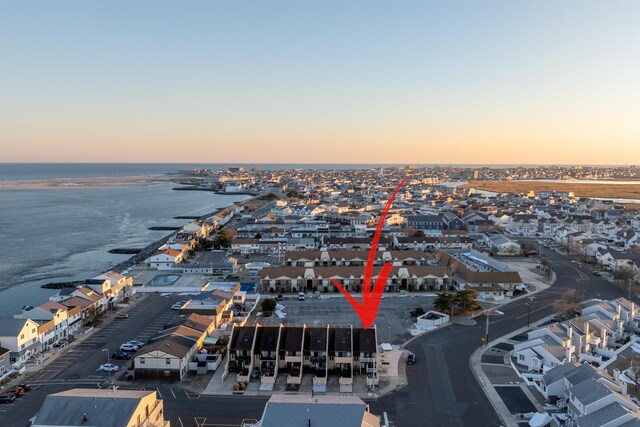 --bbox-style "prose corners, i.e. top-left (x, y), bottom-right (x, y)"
top-left (0, 162), bottom-right (636, 167)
